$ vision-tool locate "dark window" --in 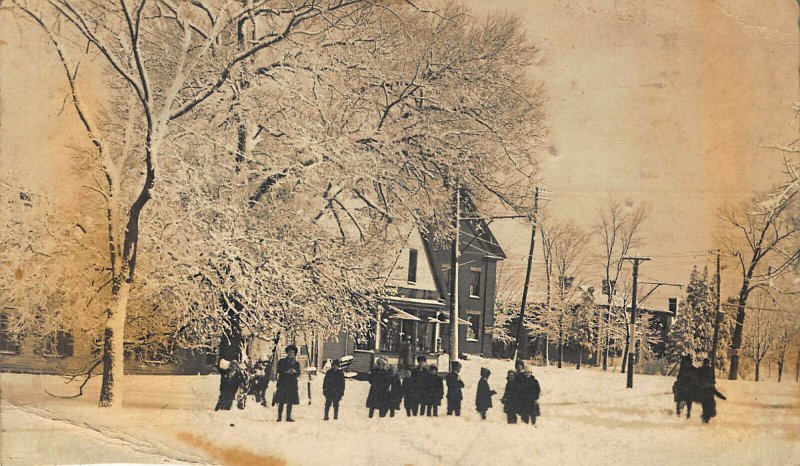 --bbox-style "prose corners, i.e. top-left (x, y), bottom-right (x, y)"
top-left (407, 249), bottom-right (418, 283)
top-left (42, 331), bottom-right (74, 358)
top-left (668, 298), bottom-right (678, 315)
top-left (469, 271), bottom-right (482, 297)
top-left (0, 314), bottom-right (19, 354)
top-left (466, 313), bottom-right (481, 341)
